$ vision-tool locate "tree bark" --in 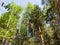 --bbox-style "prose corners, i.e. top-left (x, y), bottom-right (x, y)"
top-left (2, 38), bottom-right (6, 45)
top-left (39, 27), bottom-right (45, 45)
